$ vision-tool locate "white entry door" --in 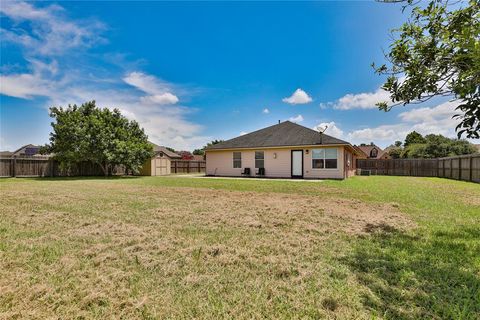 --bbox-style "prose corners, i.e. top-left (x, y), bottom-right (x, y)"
top-left (291, 150), bottom-right (303, 178)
